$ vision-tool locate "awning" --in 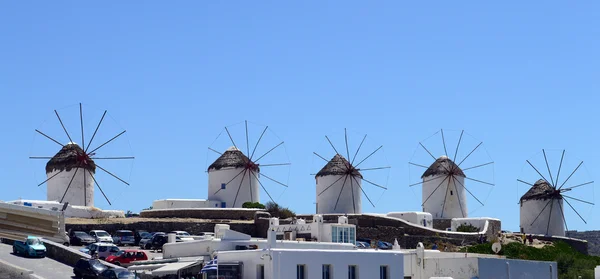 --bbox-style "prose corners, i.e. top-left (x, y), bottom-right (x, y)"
top-left (151, 261), bottom-right (202, 276)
